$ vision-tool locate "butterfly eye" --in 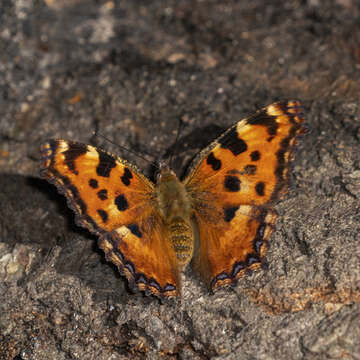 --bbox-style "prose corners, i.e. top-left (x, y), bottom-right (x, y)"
top-left (156, 171), bottom-right (162, 183)
top-left (156, 162), bottom-right (173, 182)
